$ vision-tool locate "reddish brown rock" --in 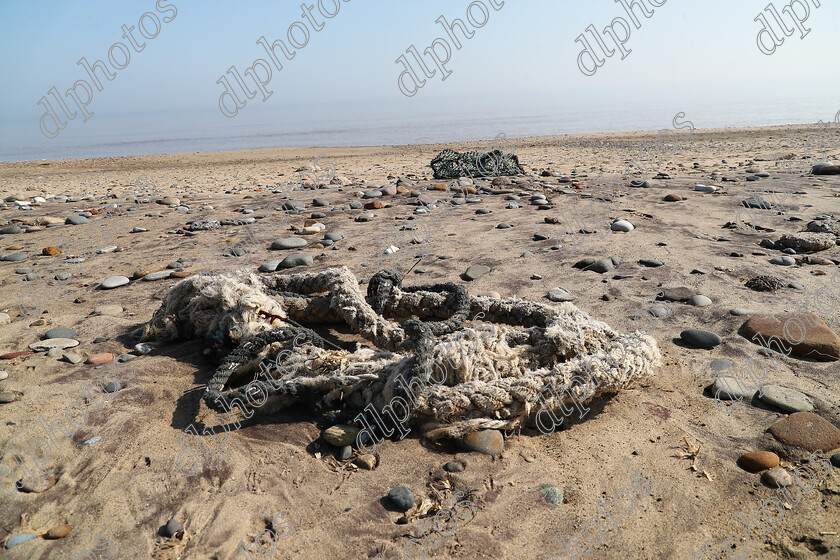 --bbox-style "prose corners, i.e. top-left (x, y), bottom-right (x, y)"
top-left (170, 271), bottom-right (191, 278)
top-left (364, 200), bottom-right (383, 210)
top-left (86, 353), bottom-right (116, 365)
top-left (44, 525), bottom-right (72, 539)
top-left (663, 194), bottom-right (683, 202)
top-left (739, 313), bottom-right (840, 361)
top-left (738, 451), bottom-right (780, 472)
top-left (768, 412), bottom-right (840, 452)
top-left (42, 246), bottom-right (60, 256)
top-left (1, 351), bottom-right (35, 360)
